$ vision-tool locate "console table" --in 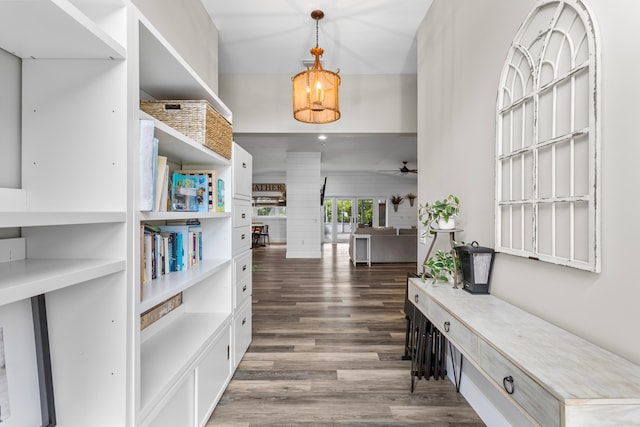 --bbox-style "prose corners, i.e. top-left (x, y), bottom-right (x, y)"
top-left (408, 277), bottom-right (640, 427)
top-left (350, 234), bottom-right (371, 267)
